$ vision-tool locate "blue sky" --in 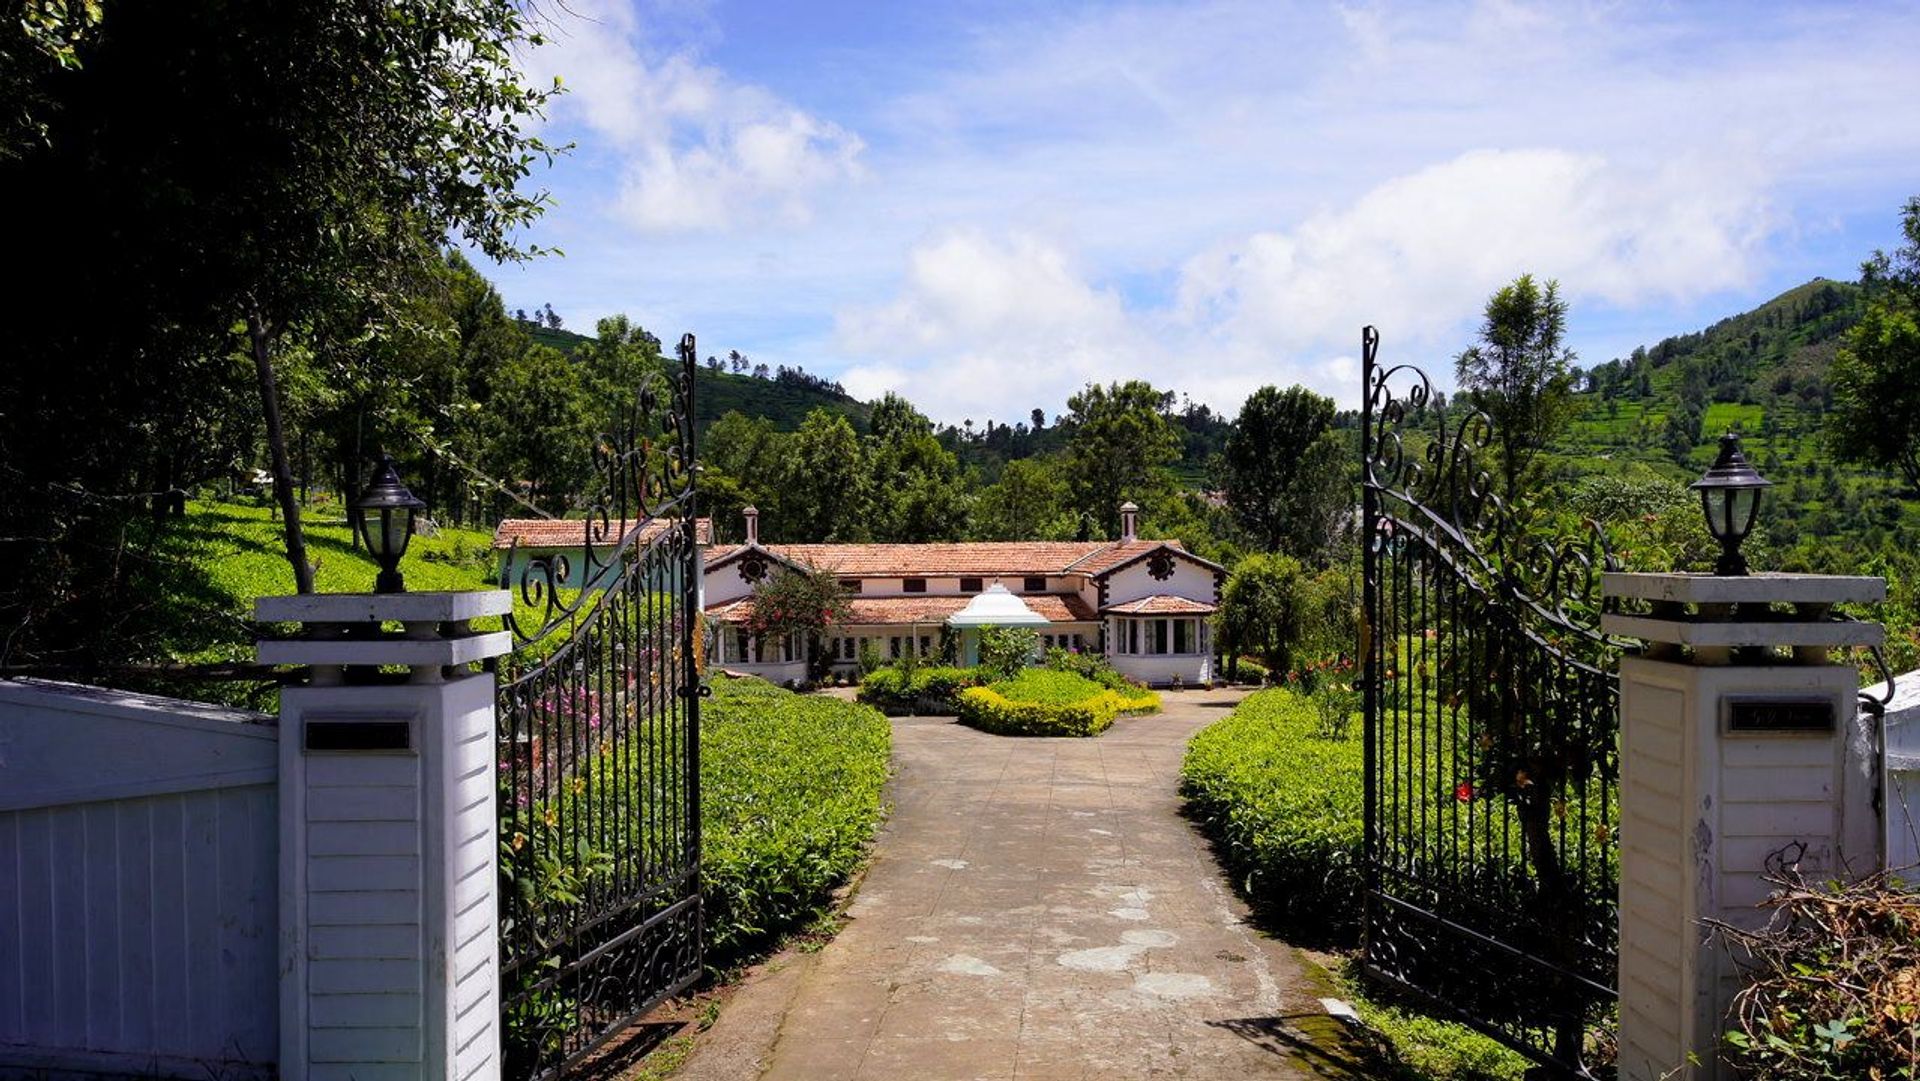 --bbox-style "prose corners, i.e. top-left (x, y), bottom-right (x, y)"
top-left (496, 0), bottom-right (1920, 424)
